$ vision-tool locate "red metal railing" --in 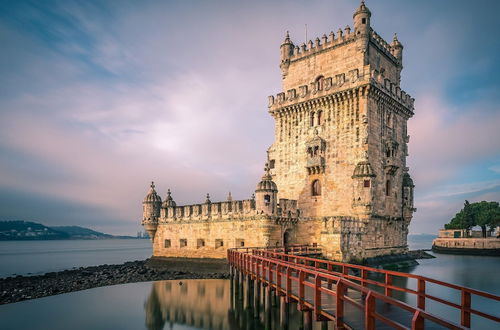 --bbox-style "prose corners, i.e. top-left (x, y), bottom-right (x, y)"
top-left (228, 246), bottom-right (500, 329)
